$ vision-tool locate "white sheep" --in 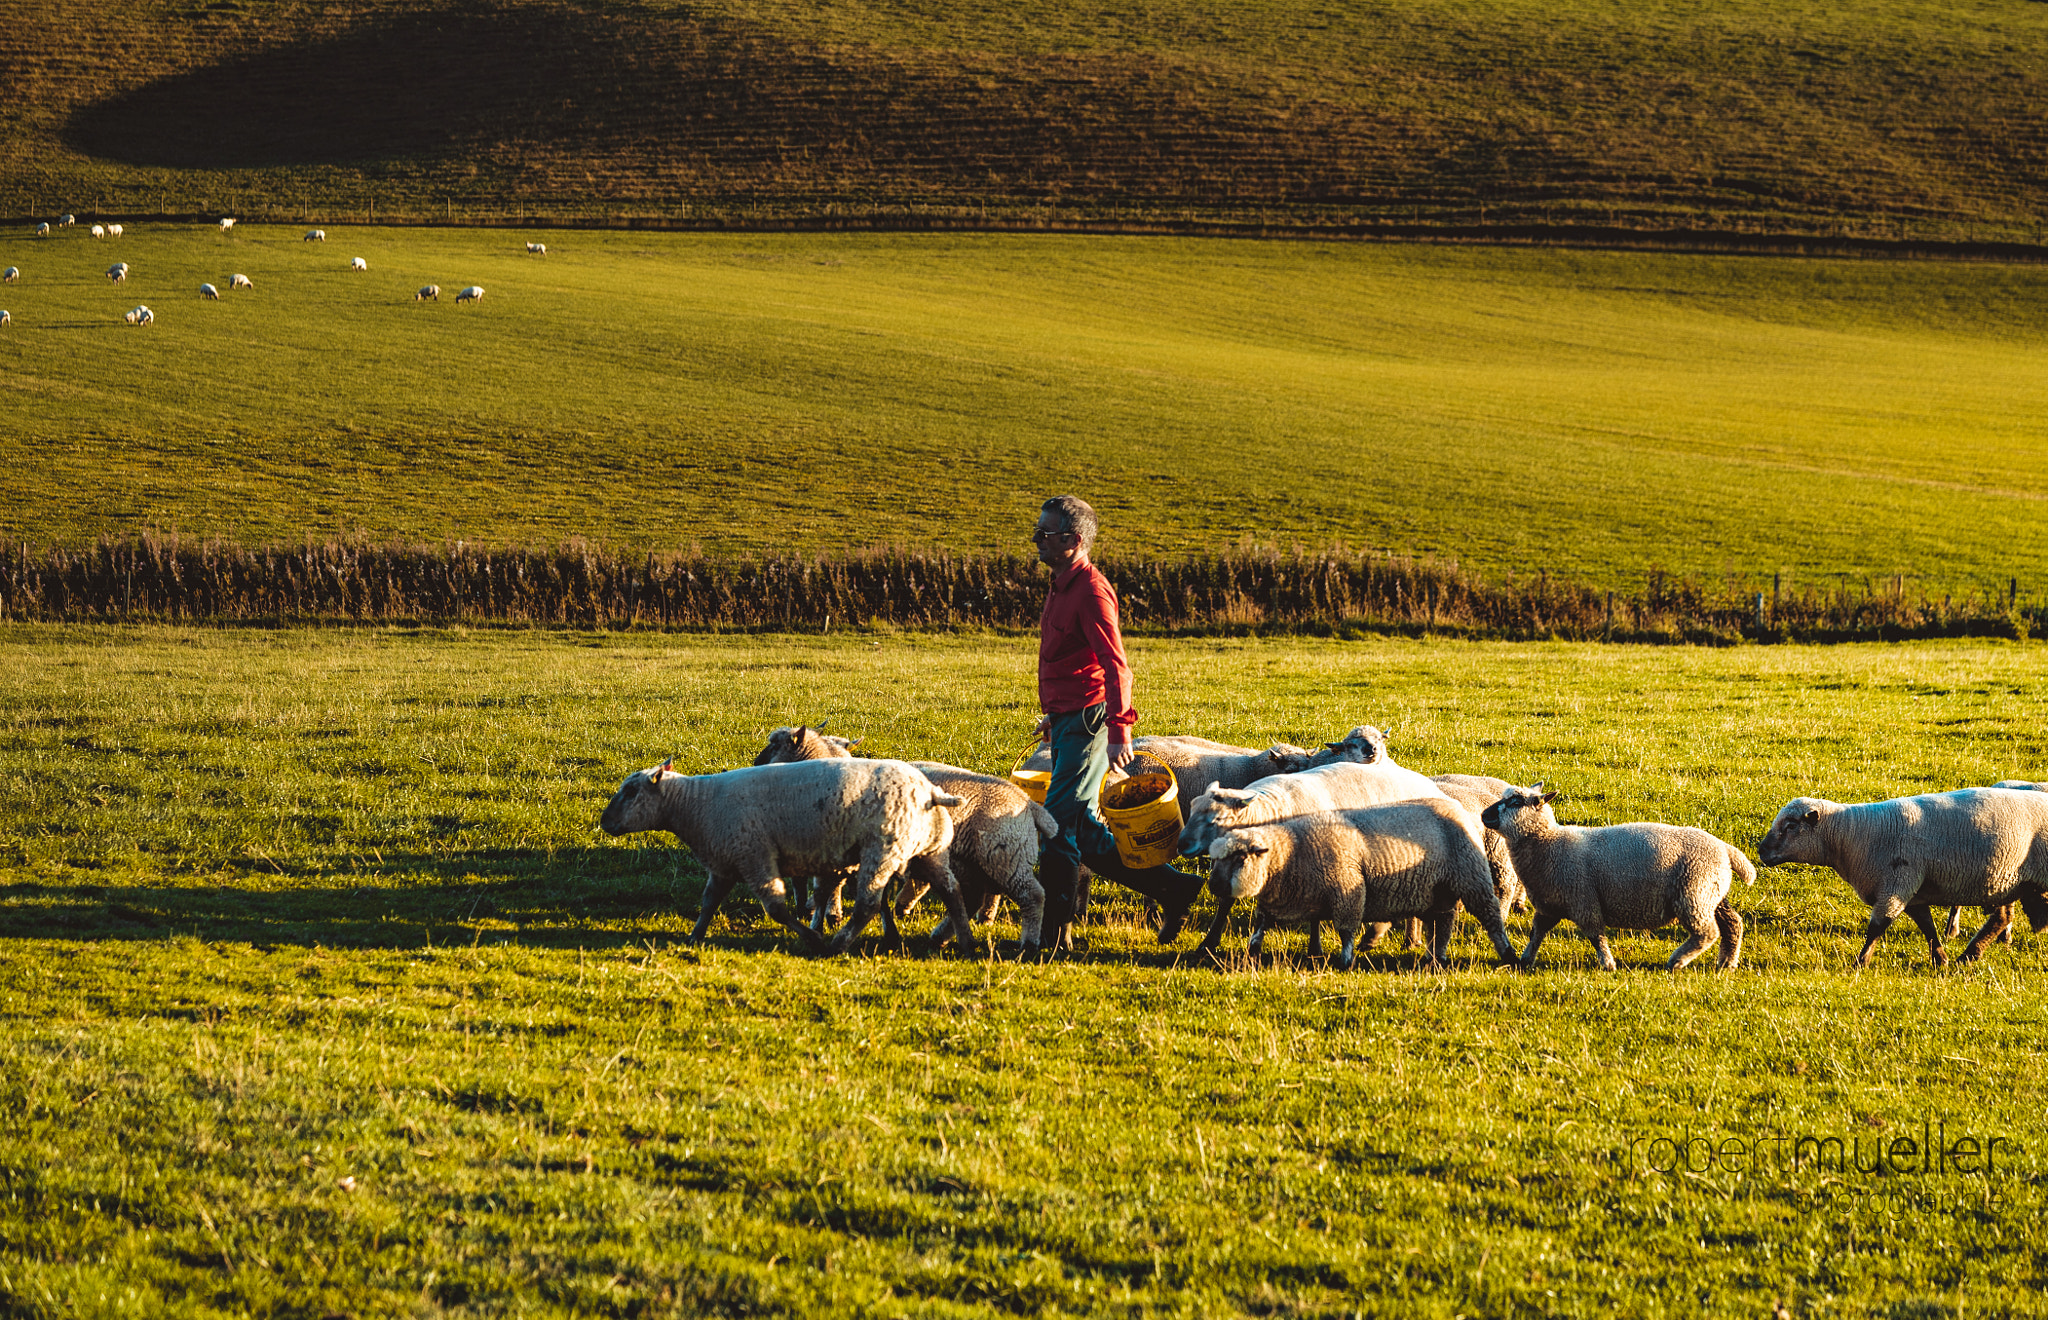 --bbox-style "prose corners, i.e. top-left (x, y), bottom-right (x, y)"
top-left (455, 285), bottom-right (484, 303)
top-left (599, 757), bottom-right (979, 956)
top-left (34, 223), bottom-right (49, 237)
top-left (107, 224), bottom-right (122, 238)
top-left (0, 311), bottom-right (9, 327)
top-left (1484, 786), bottom-right (1752, 971)
top-left (58, 215), bottom-right (74, 227)
top-left (219, 218), bottom-right (235, 231)
top-left (2, 267), bottom-right (15, 283)
top-left (90, 225), bottom-right (104, 239)
top-left (124, 305), bottom-right (153, 325)
top-left (199, 283), bottom-right (220, 300)
top-left (229, 273), bottom-right (253, 290)
top-left (1759, 788), bottom-right (2048, 966)
top-left (751, 726), bottom-right (1059, 952)
top-left (303, 229), bottom-right (325, 242)
top-left (1205, 798), bottom-right (1521, 971)
top-left (350, 257), bottom-right (367, 271)
top-left (415, 285), bottom-right (440, 302)
top-left (525, 241), bottom-right (546, 254)
top-left (106, 263), bottom-right (128, 282)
